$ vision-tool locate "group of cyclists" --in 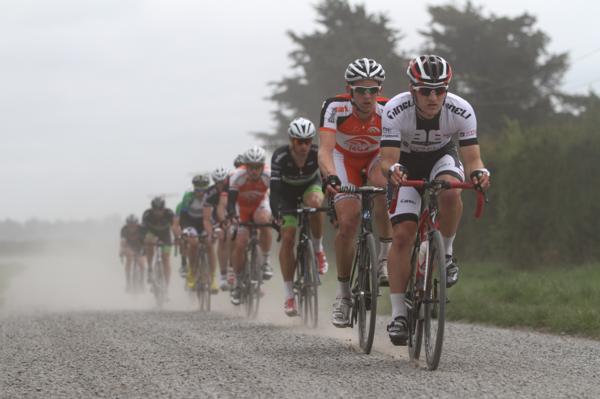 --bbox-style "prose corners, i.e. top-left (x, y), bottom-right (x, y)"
top-left (119, 54), bottom-right (490, 346)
